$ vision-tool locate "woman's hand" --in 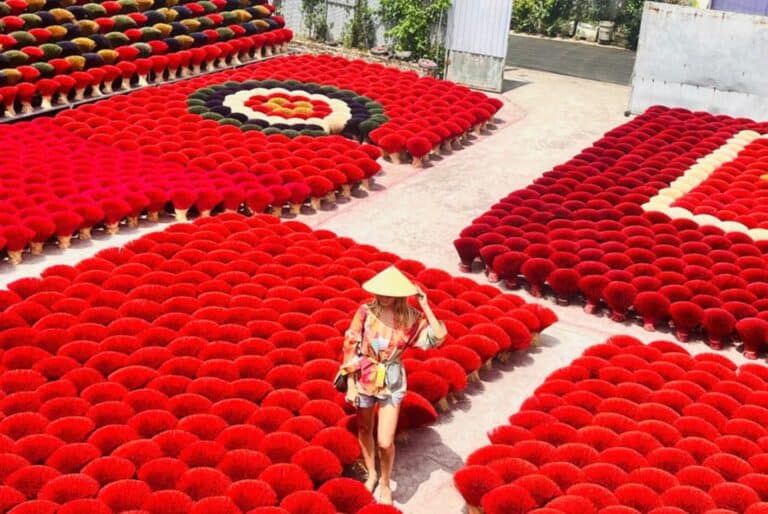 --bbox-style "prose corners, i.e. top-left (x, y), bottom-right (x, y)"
top-left (416, 285), bottom-right (448, 342)
top-left (345, 376), bottom-right (358, 405)
top-left (415, 286), bottom-right (429, 308)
